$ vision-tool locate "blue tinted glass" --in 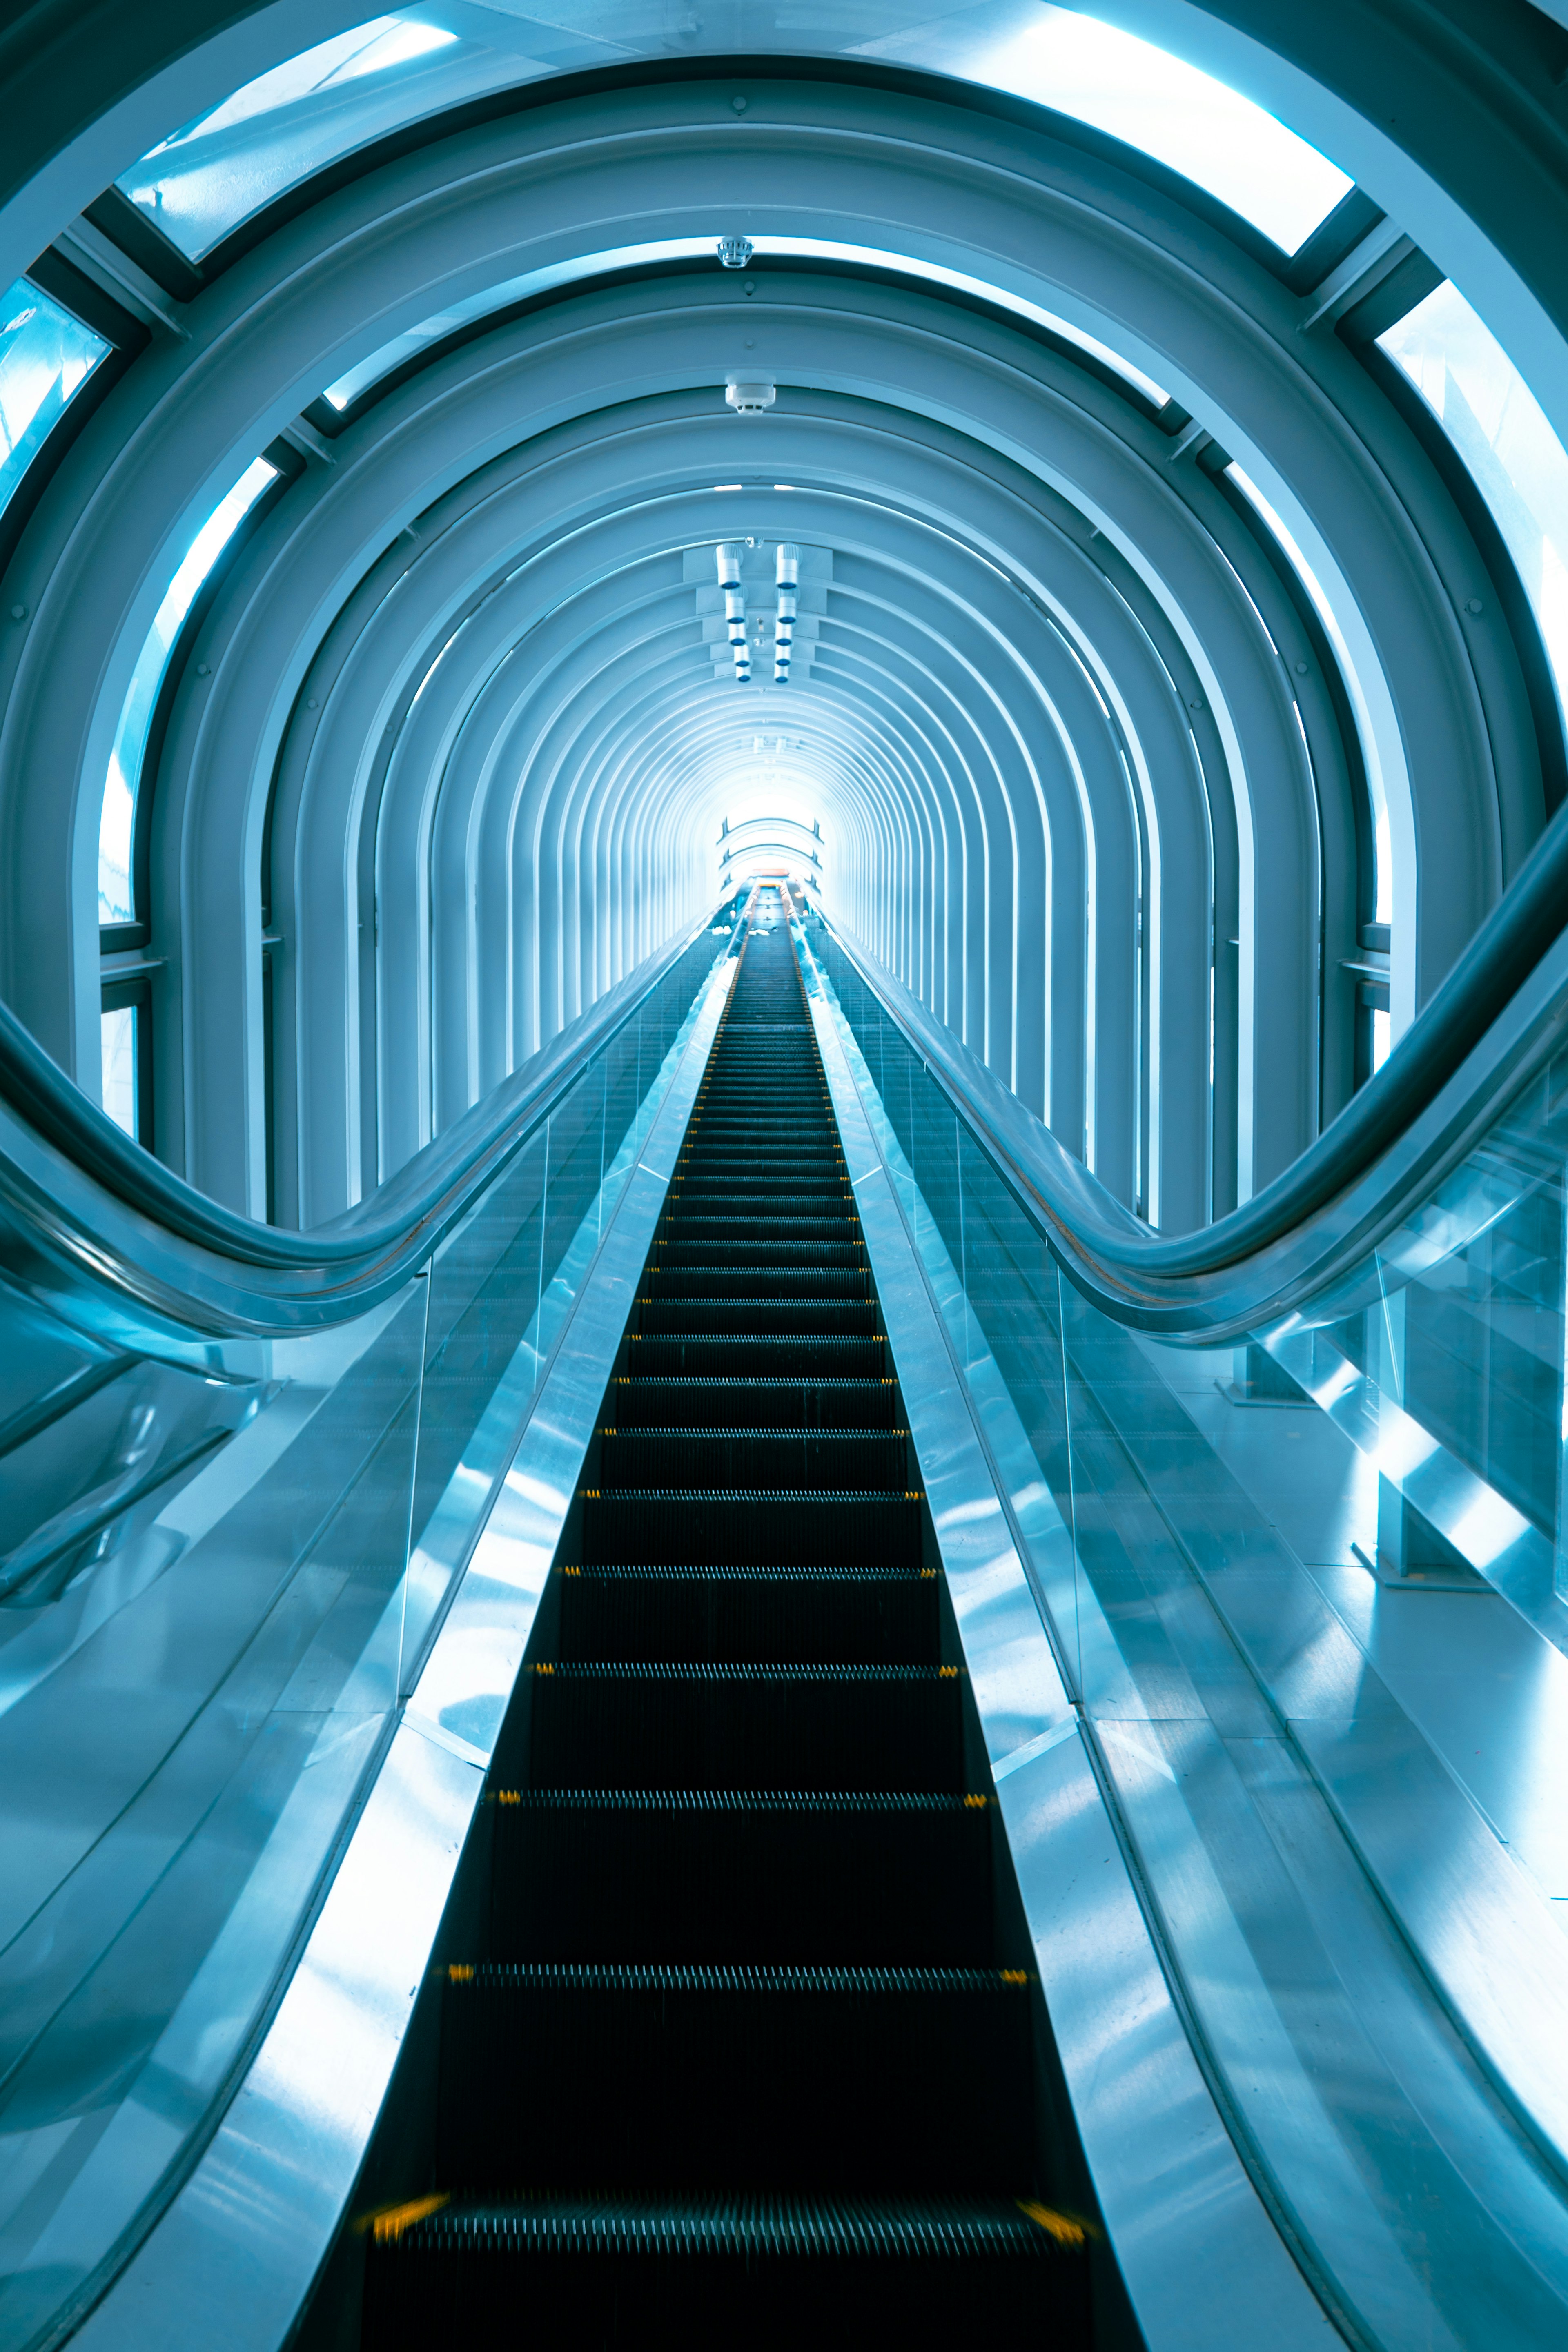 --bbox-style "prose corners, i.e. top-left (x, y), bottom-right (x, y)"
top-left (99, 458), bottom-right (278, 926)
top-left (116, 5), bottom-right (1353, 266)
top-left (116, 9), bottom-right (560, 261)
top-left (912, 7), bottom-right (1353, 254)
top-left (0, 279), bottom-right (107, 525)
top-left (1380, 281), bottom-right (1568, 739)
